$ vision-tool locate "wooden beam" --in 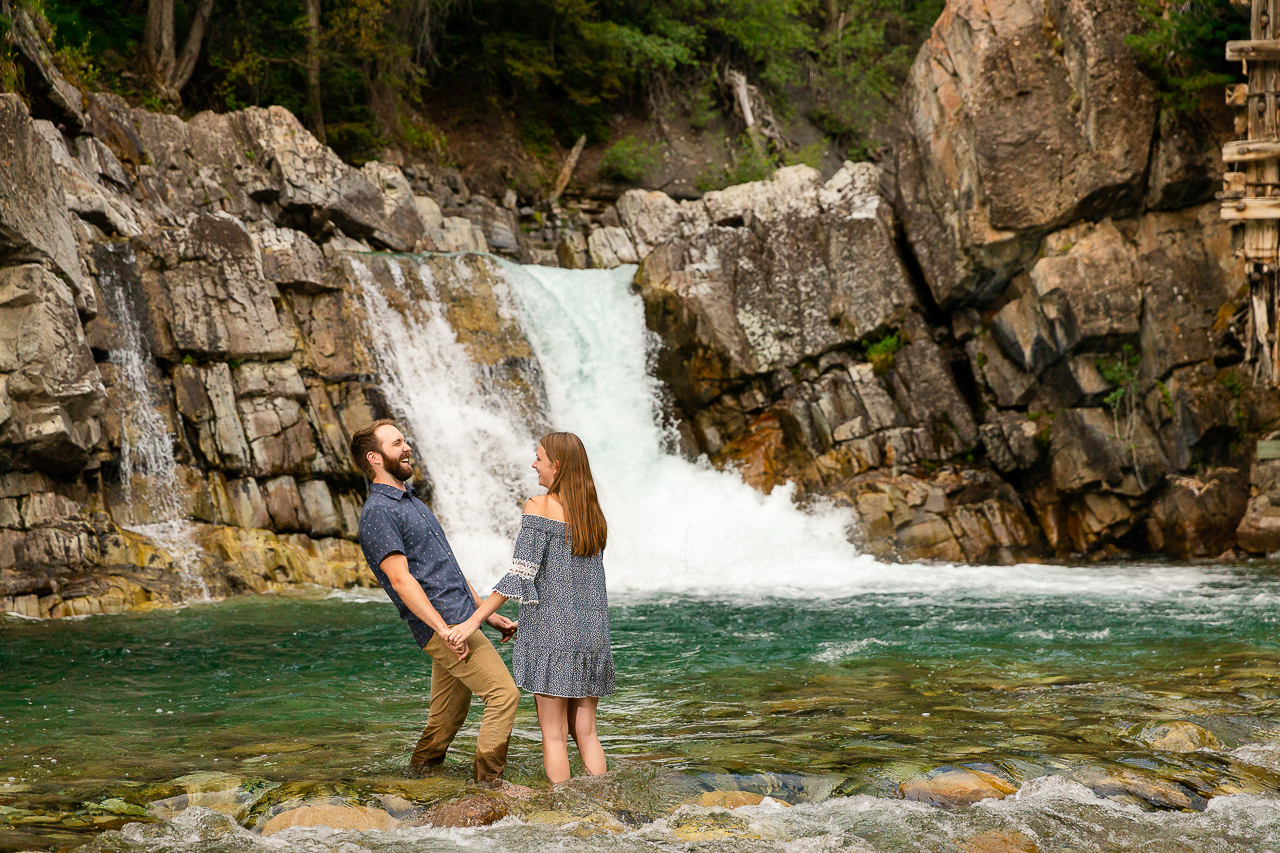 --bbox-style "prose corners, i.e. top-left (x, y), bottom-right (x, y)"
top-left (1228, 39), bottom-right (1280, 60)
top-left (1224, 139), bottom-right (1280, 161)
top-left (1222, 197), bottom-right (1280, 220)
